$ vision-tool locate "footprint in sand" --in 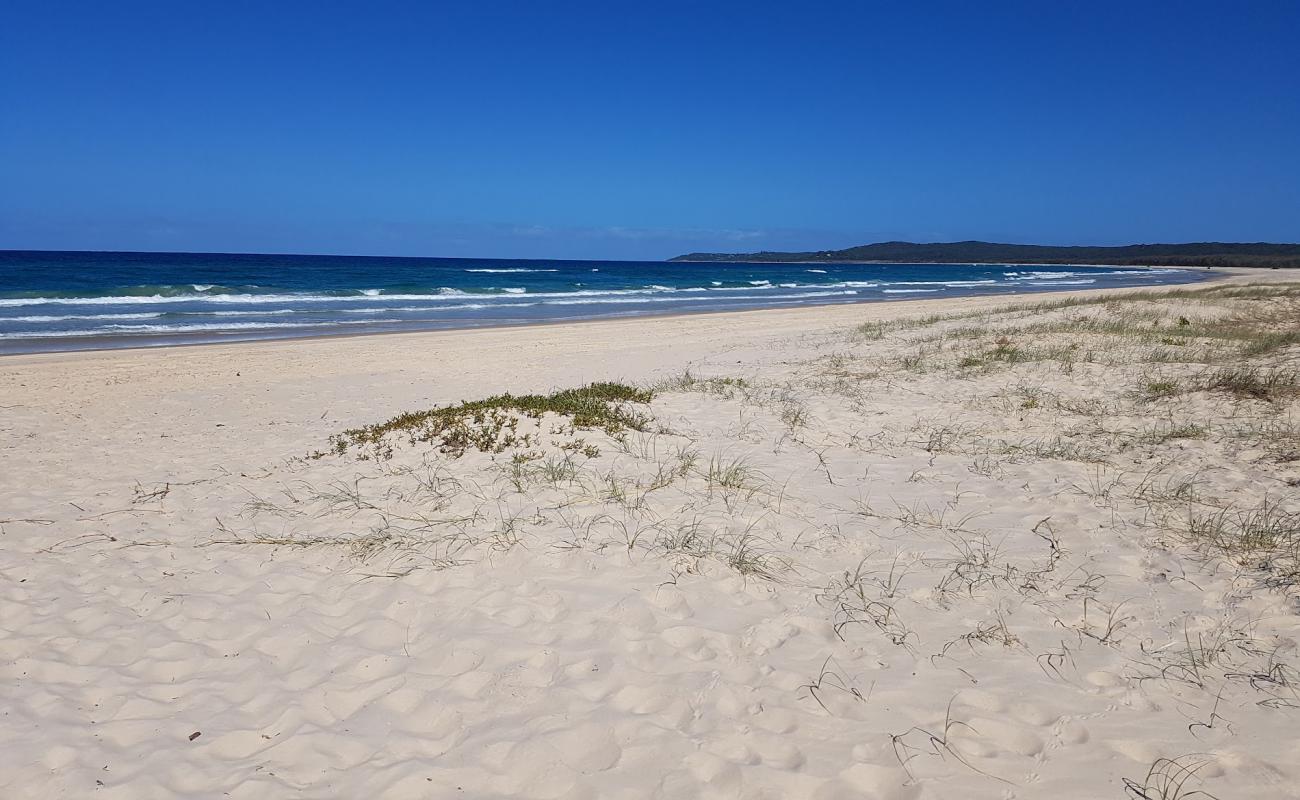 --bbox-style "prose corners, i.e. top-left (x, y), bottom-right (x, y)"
top-left (426, 647), bottom-right (484, 677)
top-left (648, 585), bottom-right (695, 619)
top-left (753, 707), bottom-right (798, 734)
top-left (963, 716), bottom-right (1047, 757)
top-left (825, 763), bottom-right (920, 800)
top-left (681, 752), bottom-right (743, 792)
top-left (747, 619), bottom-right (799, 653)
top-left (541, 722), bottom-right (623, 772)
top-left (660, 625), bottom-right (718, 661)
top-left (751, 735), bottom-right (805, 770)
top-left (610, 684), bottom-right (674, 714)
